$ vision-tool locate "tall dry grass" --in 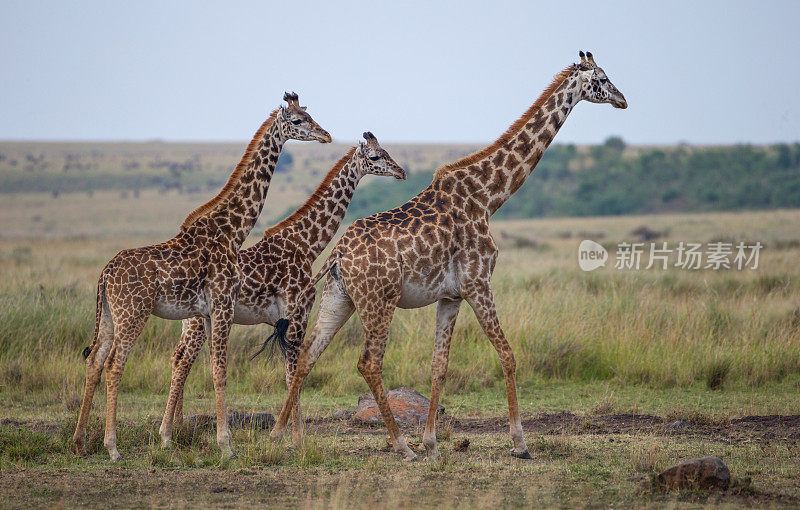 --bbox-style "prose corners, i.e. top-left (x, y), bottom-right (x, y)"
top-left (0, 209), bottom-right (798, 402)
